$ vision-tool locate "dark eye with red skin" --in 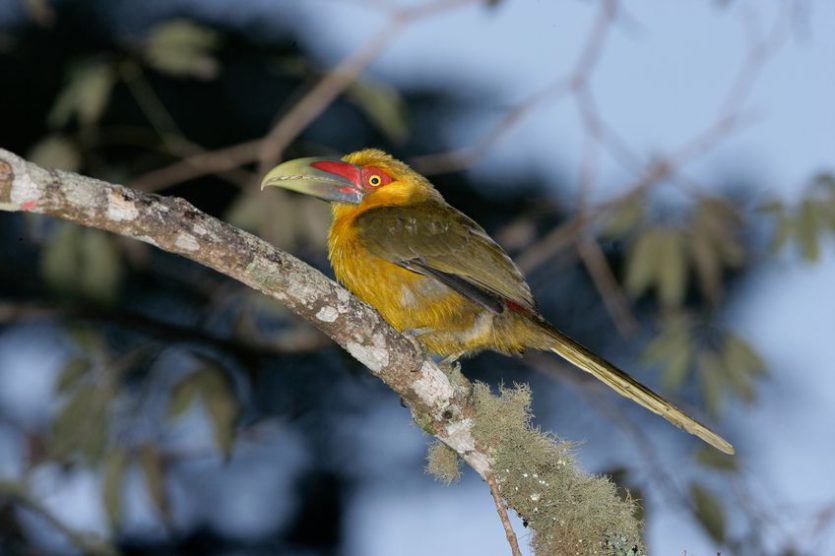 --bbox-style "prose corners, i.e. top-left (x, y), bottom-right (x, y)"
top-left (361, 166), bottom-right (392, 189)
